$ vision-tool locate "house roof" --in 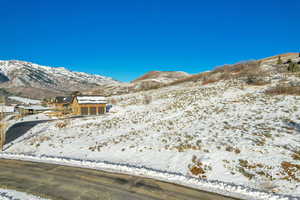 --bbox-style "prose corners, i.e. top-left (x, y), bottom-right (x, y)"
top-left (0, 106), bottom-right (15, 113)
top-left (54, 96), bottom-right (72, 104)
top-left (18, 105), bottom-right (50, 111)
top-left (75, 96), bottom-right (107, 104)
